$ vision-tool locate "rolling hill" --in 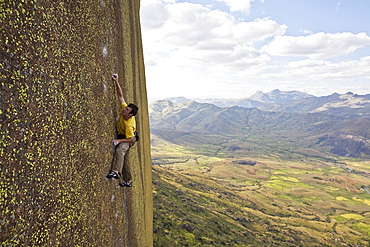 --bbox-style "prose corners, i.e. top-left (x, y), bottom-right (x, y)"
top-left (149, 91), bottom-right (370, 158)
top-left (150, 90), bottom-right (370, 246)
